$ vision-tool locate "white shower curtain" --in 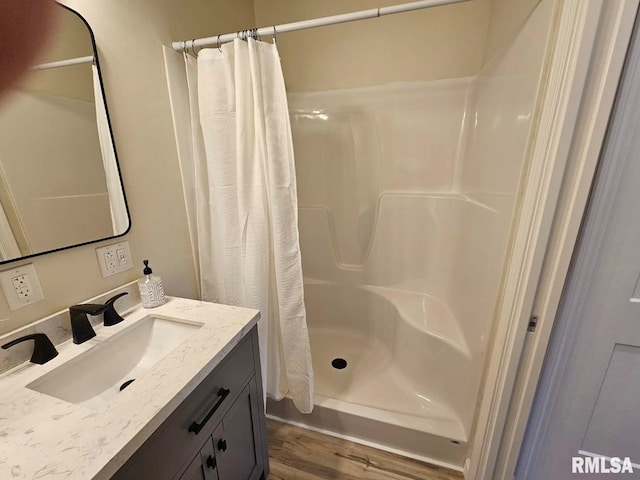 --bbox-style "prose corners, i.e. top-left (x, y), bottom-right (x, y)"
top-left (92, 65), bottom-right (128, 235)
top-left (180, 39), bottom-right (313, 413)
